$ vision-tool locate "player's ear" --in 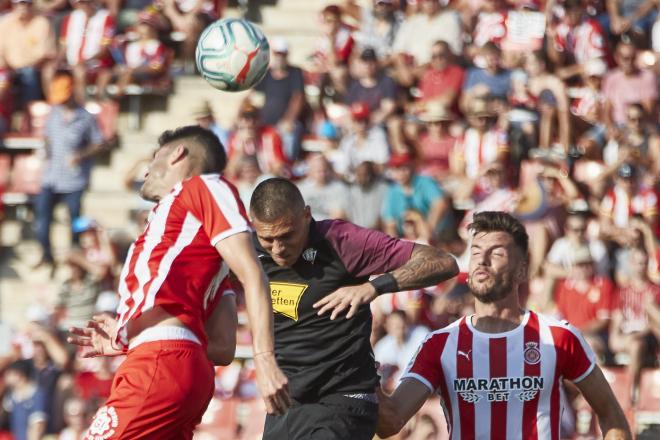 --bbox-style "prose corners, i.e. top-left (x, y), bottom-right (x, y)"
top-left (168, 144), bottom-right (188, 166)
